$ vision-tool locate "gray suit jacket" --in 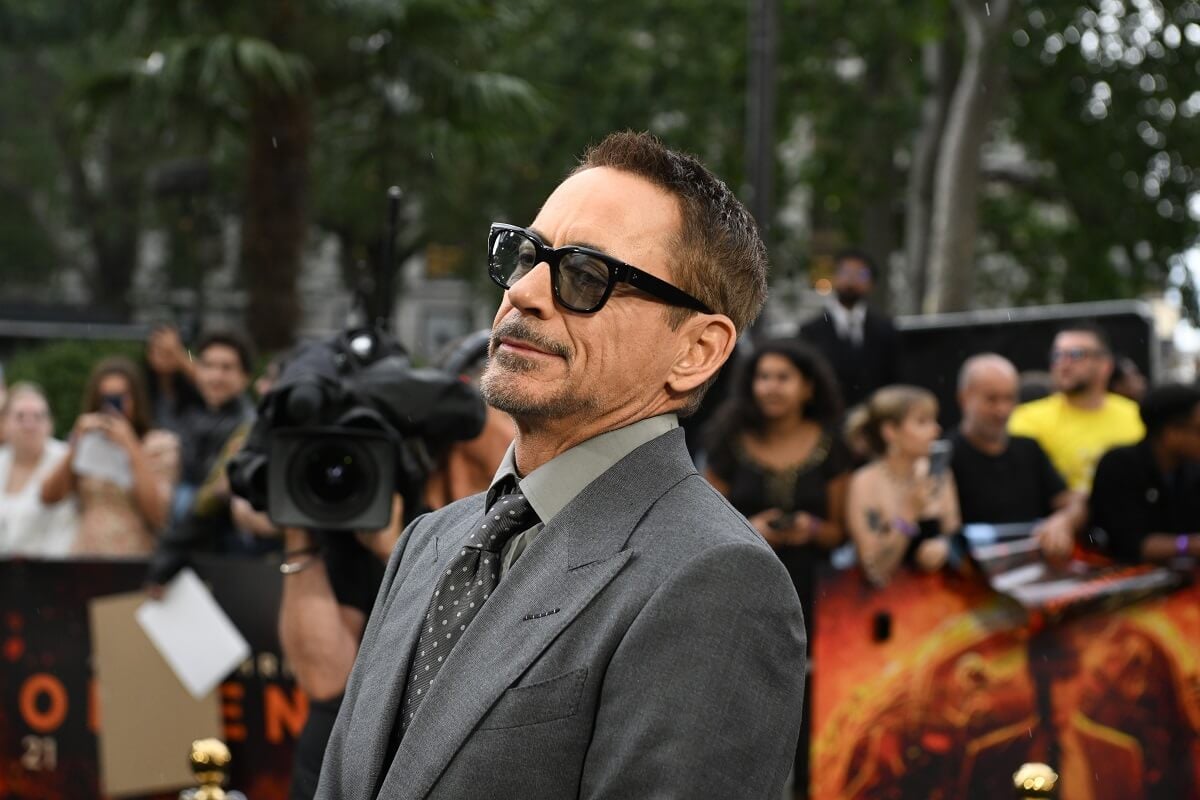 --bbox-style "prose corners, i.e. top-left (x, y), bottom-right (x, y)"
top-left (315, 428), bottom-right (807, 799)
